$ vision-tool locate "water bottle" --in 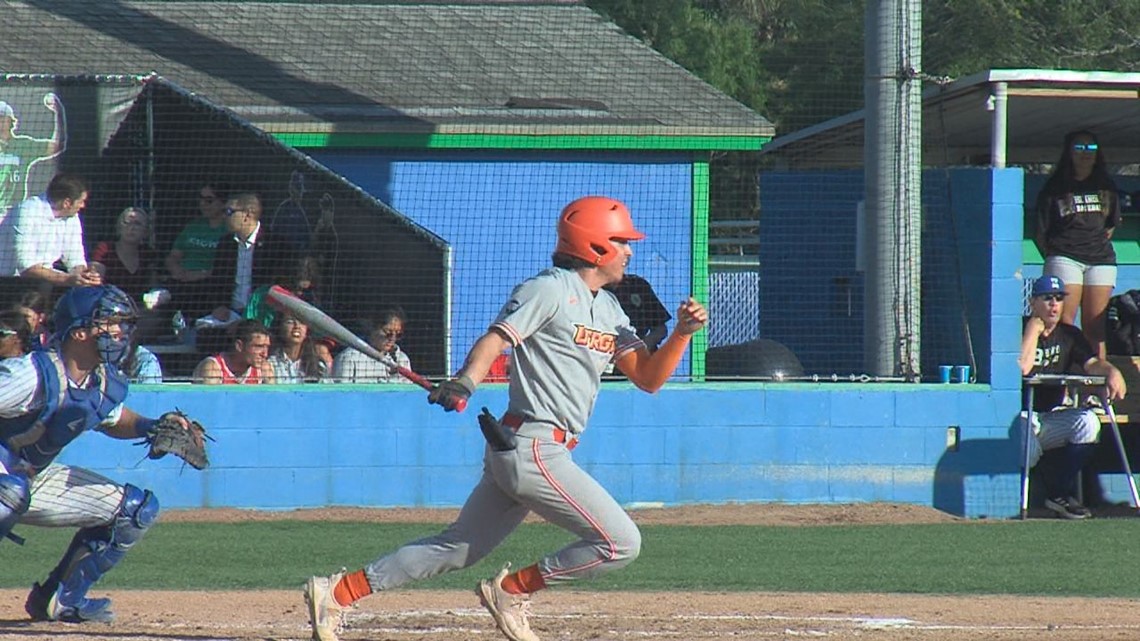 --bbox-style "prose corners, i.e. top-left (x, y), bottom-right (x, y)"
top-left (171, 310), bottom-right (186, 342)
